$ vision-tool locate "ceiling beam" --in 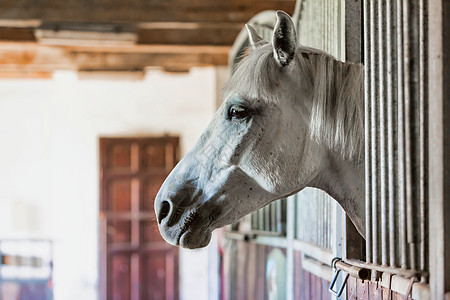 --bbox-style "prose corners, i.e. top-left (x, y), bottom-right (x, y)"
top-left (136, 22), bottom-right (244, 45)
top-left (0, 42), bottom-right (230, 74)
top-left (0, 0), bottom-right (296, 23)
top-left (0, 21), bottom-right (245, 46)
top-left (0, 27), bottom-right (36, 41)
